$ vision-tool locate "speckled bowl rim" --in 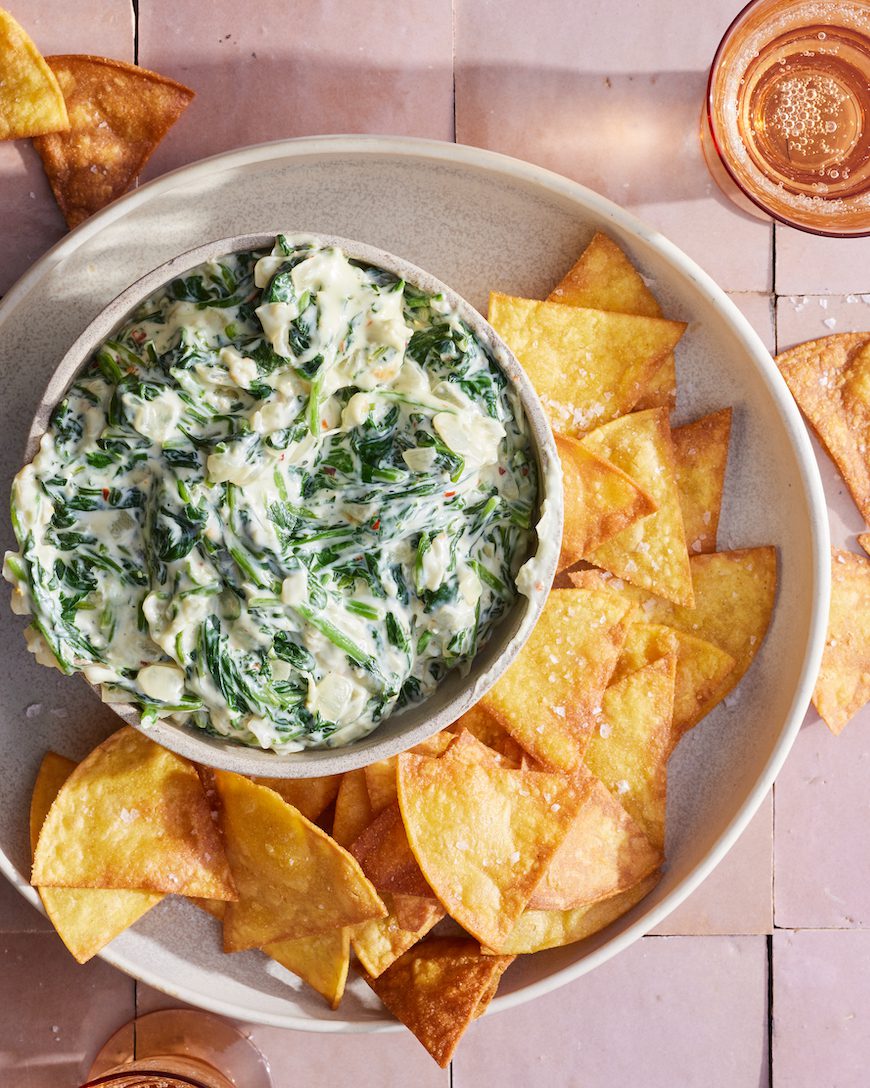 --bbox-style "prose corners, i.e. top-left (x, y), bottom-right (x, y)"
top-left (22, 230), bottom-right (563, 778)
top-left (0, 135), bottom-right (829, 1033)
